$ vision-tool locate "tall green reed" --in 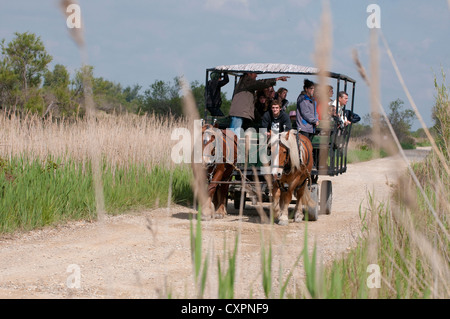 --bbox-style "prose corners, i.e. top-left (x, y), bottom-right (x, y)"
top-left (0, 156), bottom-right (95, 232)
top-left (189, 208), bottom-right (209, 298)
top-left (217, 234), bottom-right (239, 299)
